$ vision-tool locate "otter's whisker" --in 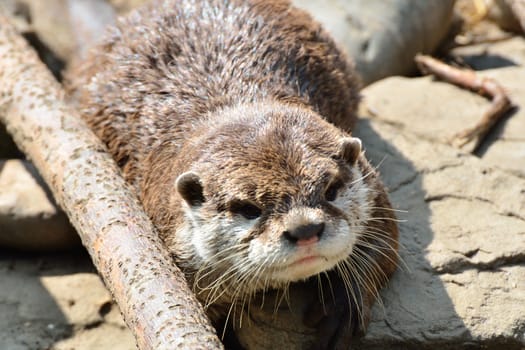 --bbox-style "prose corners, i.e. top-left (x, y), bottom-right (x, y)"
top-left (350, 248), bottom-right (389, 285)
top-left (316, 274), bottom-right (326, 315)
top-left (355, 237), bottom-right (400, 270)
top-left (335, 262), bottom-right (359, 322)
top-left (364, 206), bottom-right (408, 214)
top-left (339, 259), bottom-right (366, 330)
top-left (346, 251), bottom-right (383, 303)
top-left (366, 216), bottom-right (407, 223)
